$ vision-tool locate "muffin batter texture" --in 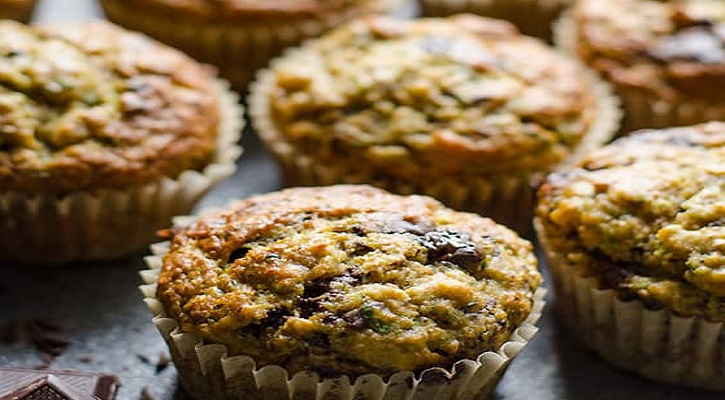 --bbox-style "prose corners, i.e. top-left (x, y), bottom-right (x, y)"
top-left (157, 185), bottom-right (541, 376)
top-left (536, 122), bottom-right (725, 321)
